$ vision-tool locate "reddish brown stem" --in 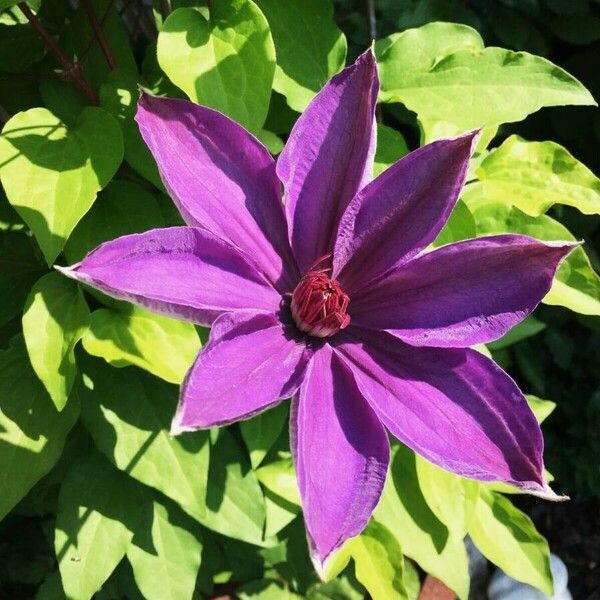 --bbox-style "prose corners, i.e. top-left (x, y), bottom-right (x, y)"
top-left (80, 0), bottom-right (117, 70)
top-left (18, 2), bottom-right (98, 104)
